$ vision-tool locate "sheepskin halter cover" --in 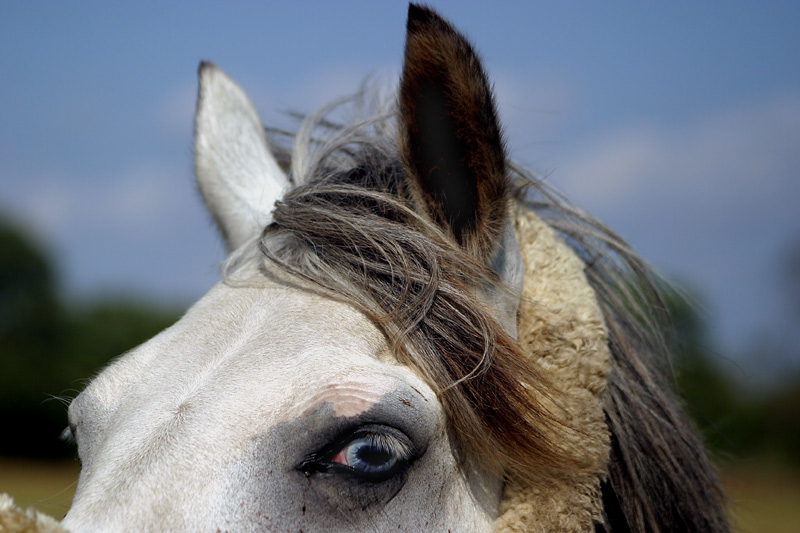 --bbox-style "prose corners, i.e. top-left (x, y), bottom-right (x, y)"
top-left (0, 208), bottom-right (610, 532)
top-left (493, 205), bottom-right (611, 532)
top-left (0, 494), bottom-right (66, 533)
